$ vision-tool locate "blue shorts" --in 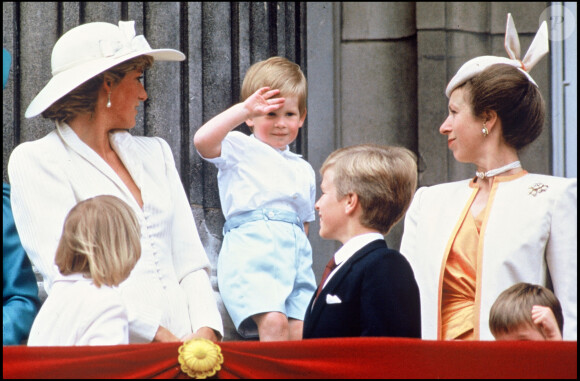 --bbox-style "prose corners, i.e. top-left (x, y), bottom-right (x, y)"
top-left (218, 209), bottom-right (316, 338)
